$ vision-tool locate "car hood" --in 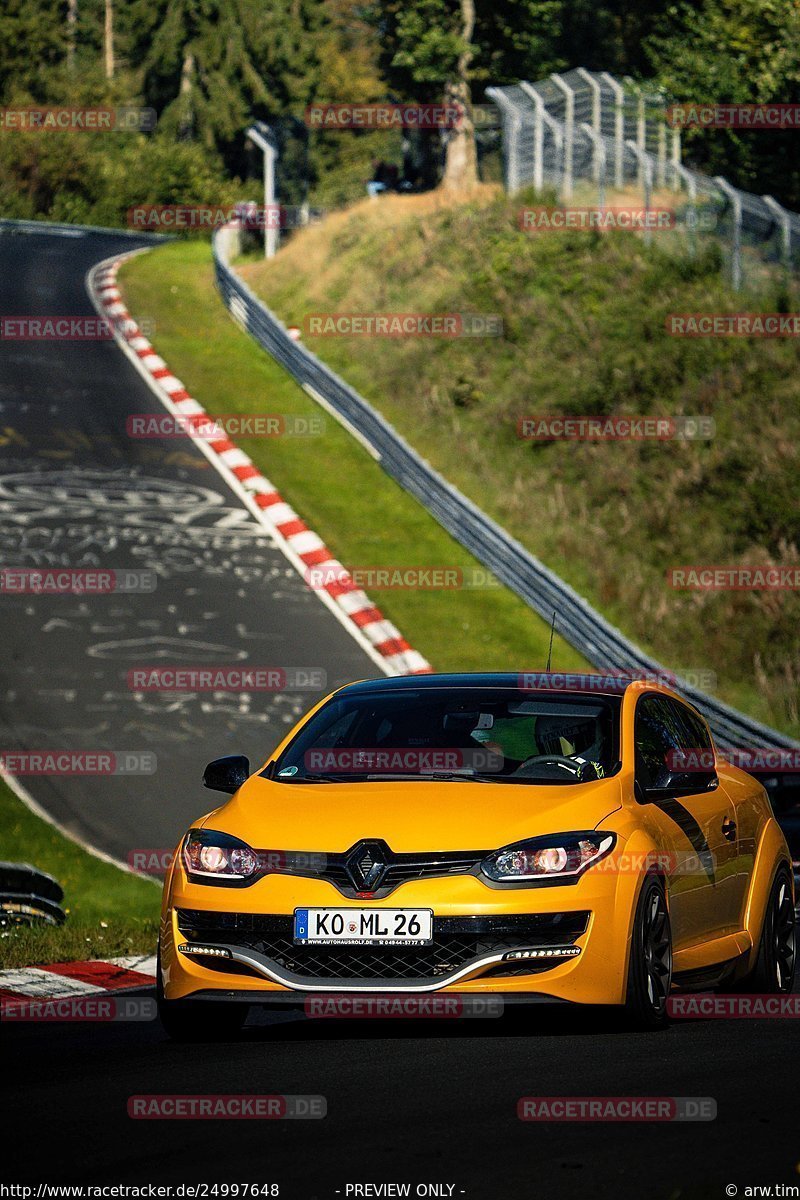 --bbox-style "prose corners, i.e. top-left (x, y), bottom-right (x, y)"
top-left (200, 774), bottom-right (624, 852)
